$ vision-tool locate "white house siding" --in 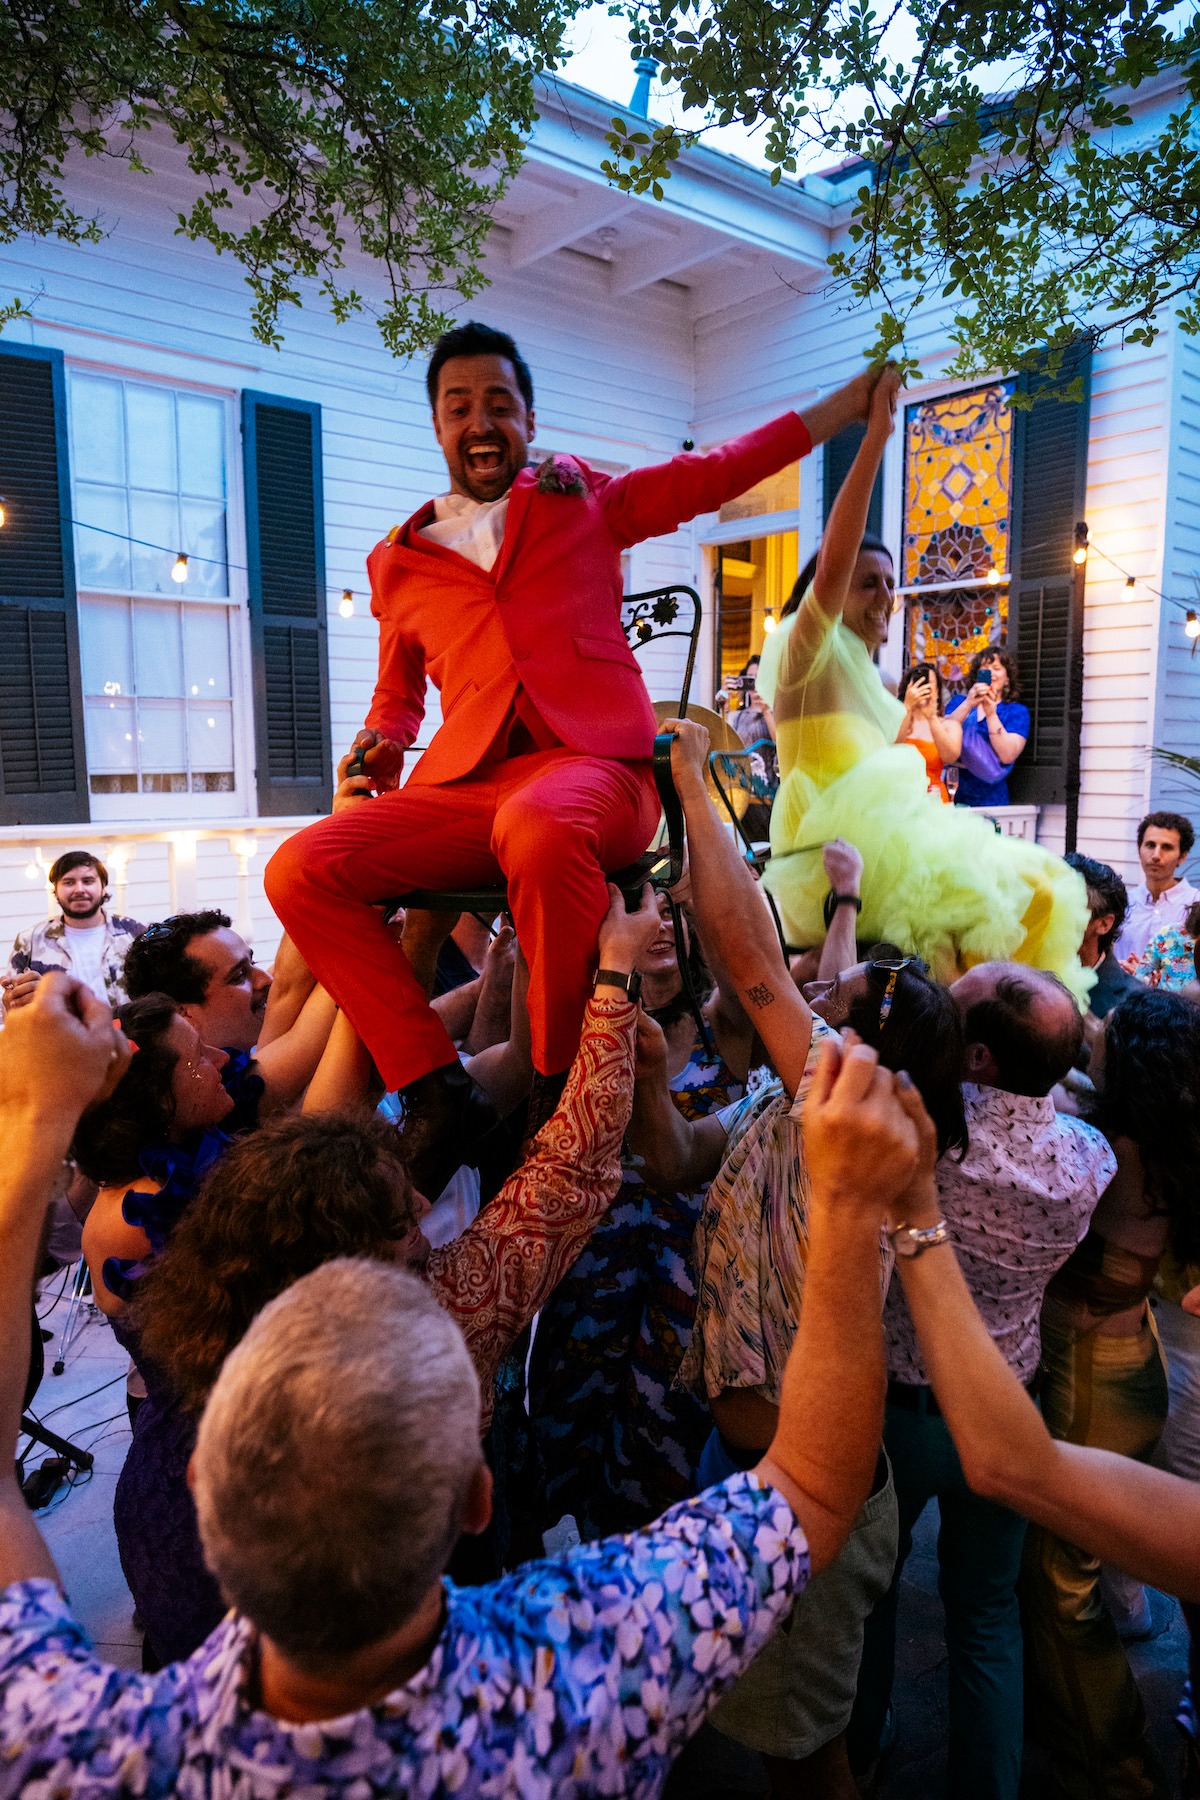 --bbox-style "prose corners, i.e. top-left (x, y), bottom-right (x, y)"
top-left (1148, 326), bottom-right (1200, 844)
top-left (0, 141), bottom-right (702, 957)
